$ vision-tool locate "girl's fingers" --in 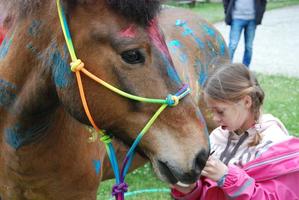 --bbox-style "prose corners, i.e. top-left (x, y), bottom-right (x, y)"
top-left (201, 170), bottom-right (208, 176)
